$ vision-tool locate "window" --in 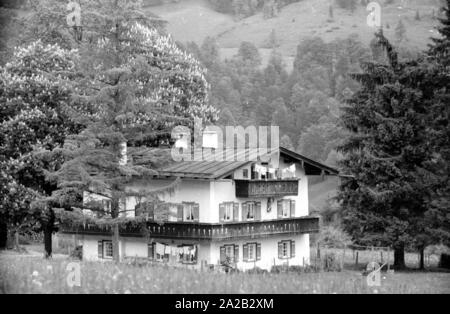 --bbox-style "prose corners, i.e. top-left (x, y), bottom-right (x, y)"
top-left (242, 202), bottom-right (260, 221)
top-left (225, 203), bottom-right (234, 221)
top-left (243, 169), bottom-right (249, 179)
top-left (180, 245), bottom-right (198, 264)
top-left (243, 242), bottom-right (261, 262)
top-left (247, 203), bottom-right (255, 220)
top-left (248, 243), bottom-right (256, 261)
top-left (282, 201), bottom-right (290, 218)
top-left (184, 203), bottom-right (195, 222)
top-left (225, 245), bottom-right (234, 258)
top-left (168, 204), bottom-right (179, 222)
top-left (102, 199), bottom-right (111, 213)
top-left (282, 242), bottom-right (289, 258)
top-left (135, 202), bottom-right (144, 217)
top-left (220, 244), bottom-right (239, 264)
top-left (278, 240), bottom-right (295, 259)
top-left (278, 199), bottom-right (295, 219)
top-left (220, 203), bottom-right (233, 222)
top-left (103, 241), bottom-right (113, 259)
